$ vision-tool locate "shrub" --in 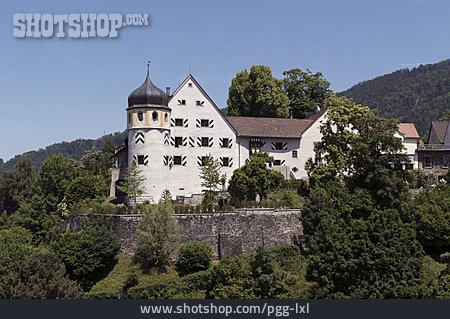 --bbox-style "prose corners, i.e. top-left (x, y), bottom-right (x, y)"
top-left (181, 270), bottom-right (212, 291)
top-left (128, 278), bottom-right (186, 299)
top-left (176, 242), bottom-right (213, 276)
top-left (267, 190), bottom-right (305, 208)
